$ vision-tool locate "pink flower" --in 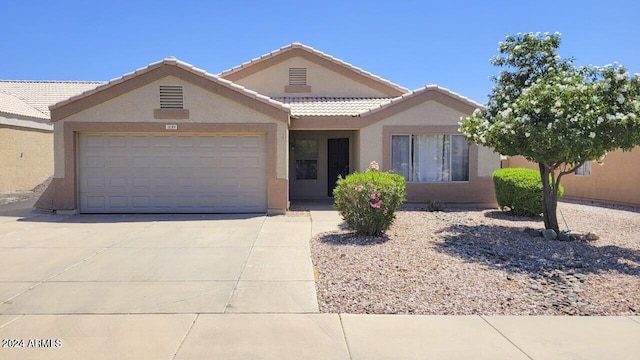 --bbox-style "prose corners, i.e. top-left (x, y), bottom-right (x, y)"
top-left (368, 183), bottom-right (375, 188)
top-left (383, 210), bottom-right (388, 215)
top-left (370, 200), bottom-right (382, 208)
top-left (376, 192), bottom-right (381, 197)
top-left (370, 193), bottom-right (377, 200)
top-left (355, 185), bottom-right (364, 192)
top-left (369, 161), bottom-right (380, 171)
